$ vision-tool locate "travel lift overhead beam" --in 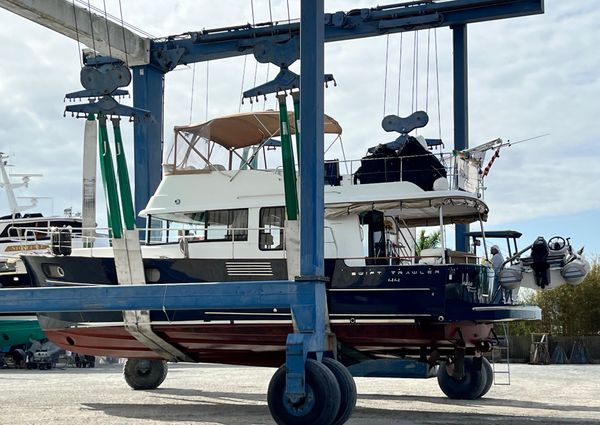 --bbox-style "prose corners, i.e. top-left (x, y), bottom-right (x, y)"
top-left (0, 0), bottom-right (545, 250)
top-left (0, 0), bottom-right (149, 65)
